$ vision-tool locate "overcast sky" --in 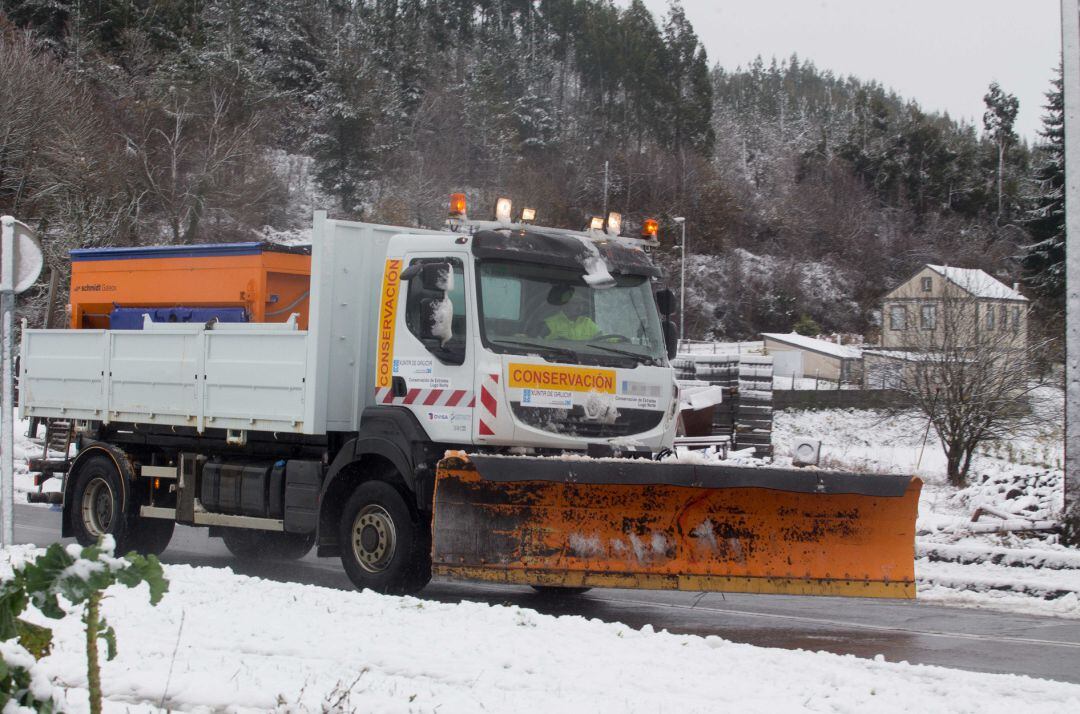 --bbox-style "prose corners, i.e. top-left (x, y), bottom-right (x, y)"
top-left (634, 0), bottom-right (1062, 142)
